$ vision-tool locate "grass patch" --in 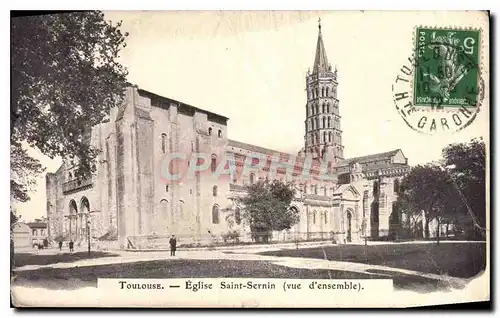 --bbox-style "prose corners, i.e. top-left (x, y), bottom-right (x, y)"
top-left (259, 242), bottom-right (486, 278)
